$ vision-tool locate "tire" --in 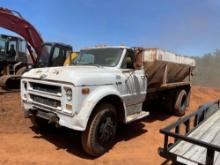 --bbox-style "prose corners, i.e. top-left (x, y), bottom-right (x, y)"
top-left (30, 116), bottom-right (47, 129)
top-left (81, 103), bottom-right (117, 157)
top-left (174, 90), bottom-right (188, 116)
